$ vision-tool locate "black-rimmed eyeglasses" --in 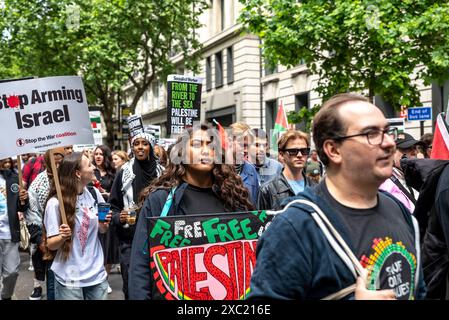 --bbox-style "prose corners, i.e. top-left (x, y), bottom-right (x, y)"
top-left (334, 127), bottom-right (398, 146)
top-left (281, 148), bottom-right (311, 157)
